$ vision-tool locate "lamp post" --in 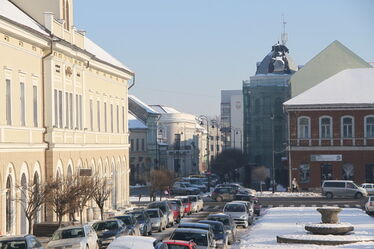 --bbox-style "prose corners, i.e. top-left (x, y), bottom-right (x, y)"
top-left (211, 120), bottom-right (219, 158)
top-left (198, 115), bottom-right (210, 191)
top-left (270, 114), bottom-right (275, 193)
